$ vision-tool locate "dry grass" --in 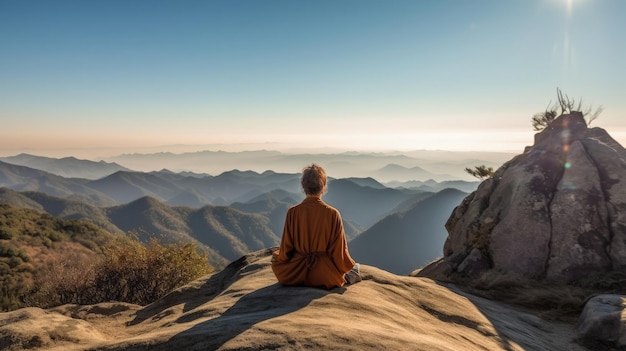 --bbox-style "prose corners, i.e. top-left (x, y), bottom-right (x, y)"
top-left (24, 236), bottom-right (213, 308)
top-left (449, 270), bottom-right (625, 321)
